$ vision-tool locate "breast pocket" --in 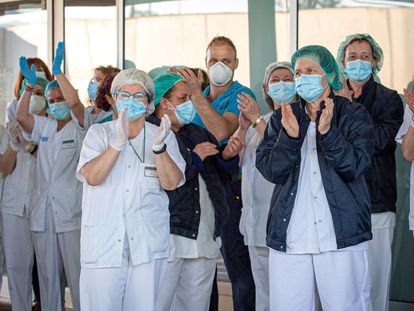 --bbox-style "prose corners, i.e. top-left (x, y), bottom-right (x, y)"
top-left (141, 164), bottom-right (161, 190)
top-left (60, 139), bottom-right (77, 159)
